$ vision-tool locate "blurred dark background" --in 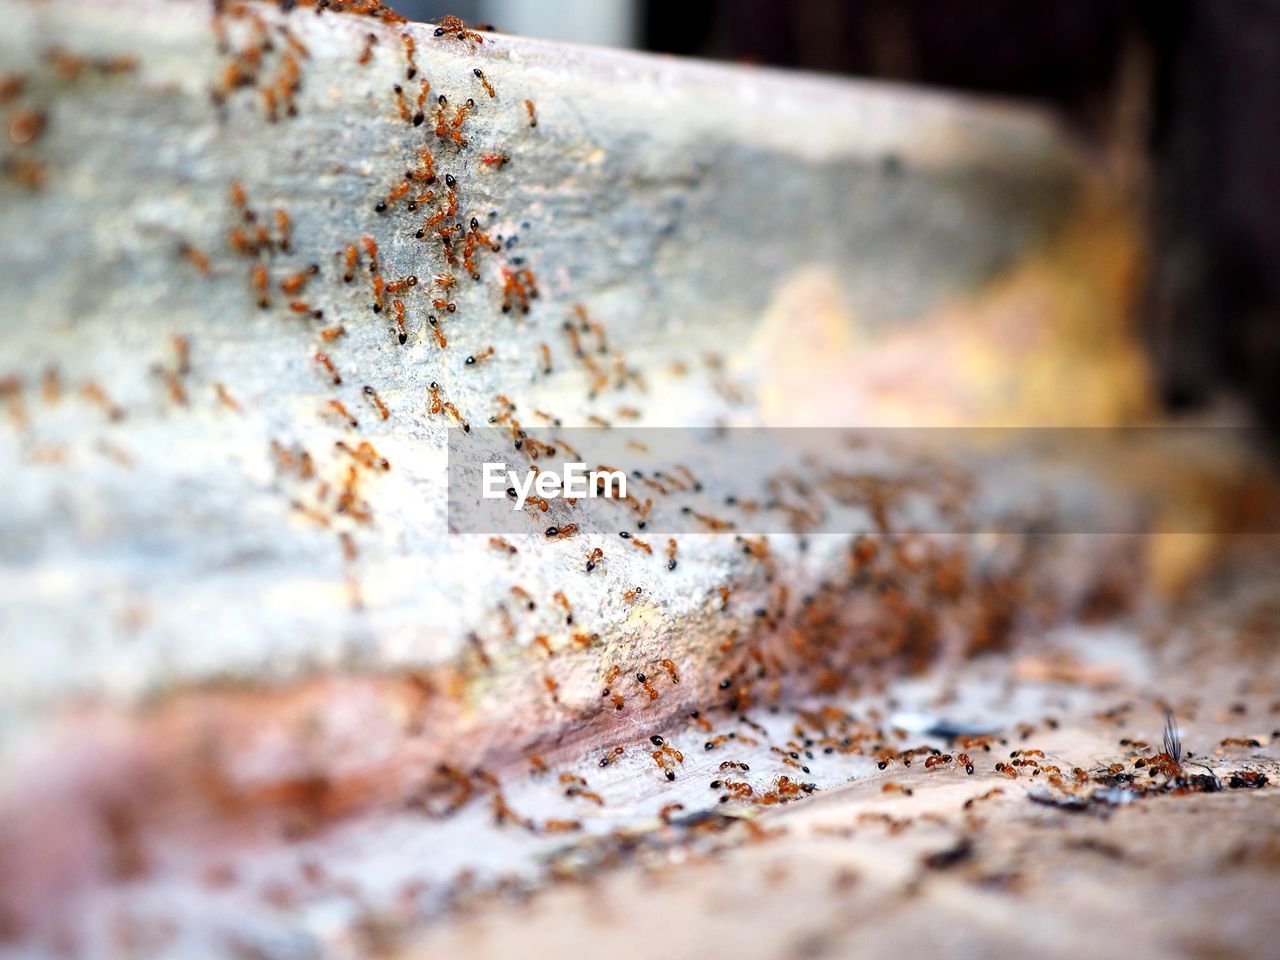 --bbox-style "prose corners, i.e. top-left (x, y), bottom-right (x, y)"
top-left (399, 0), bottom-right (1280, 432)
